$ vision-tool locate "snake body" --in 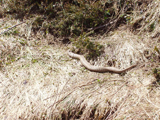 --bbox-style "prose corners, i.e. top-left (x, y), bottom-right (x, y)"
top-left (68, 51), bottom-right (137, 73)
